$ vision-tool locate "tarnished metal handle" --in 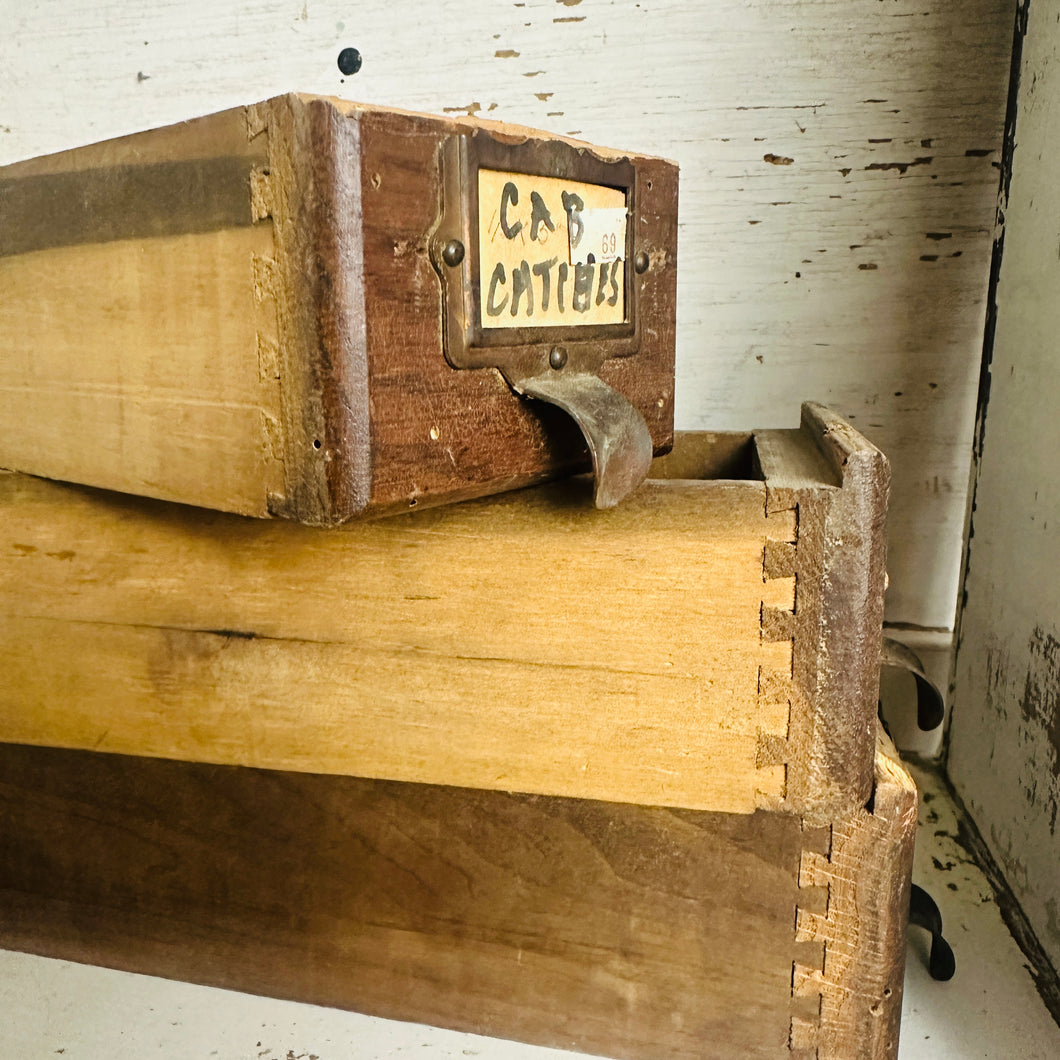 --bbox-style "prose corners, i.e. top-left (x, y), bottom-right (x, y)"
top-left (511, 370), bottom-right (653, 509)
top-left (909, 883), bottom-right (956, 981)
top-left (880, 637), bottom-right (946, 731)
